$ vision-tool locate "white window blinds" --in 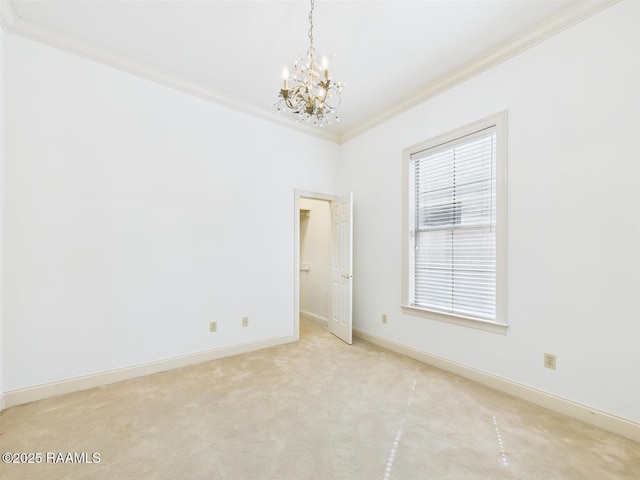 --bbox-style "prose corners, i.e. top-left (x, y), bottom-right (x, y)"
top-left (409, 128), bottom-right (496, 320)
